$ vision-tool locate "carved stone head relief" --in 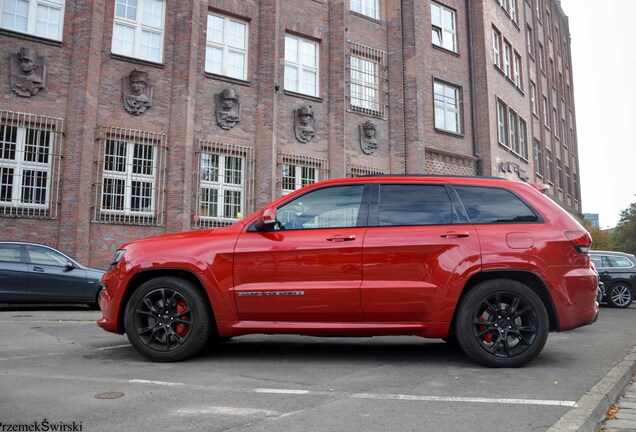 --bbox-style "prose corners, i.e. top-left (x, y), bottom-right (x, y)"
top-left (123, 70), bottom-right (153, 115)
top-left (216, 88), bottom-right (241, 129)
top-left (294, 105), bottom-right (315, 143)
top-left (10, 46), bottom-right (46, 97)
top-left (360, 120), bottom-right (378, 154)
